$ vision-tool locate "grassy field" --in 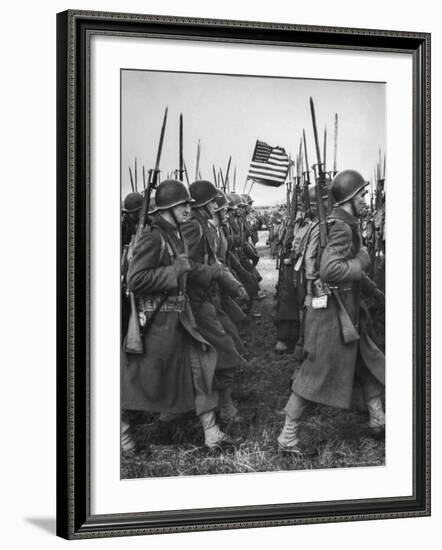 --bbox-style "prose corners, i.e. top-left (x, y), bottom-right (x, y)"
top-left (121, 231), bottom-right (385, 479)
